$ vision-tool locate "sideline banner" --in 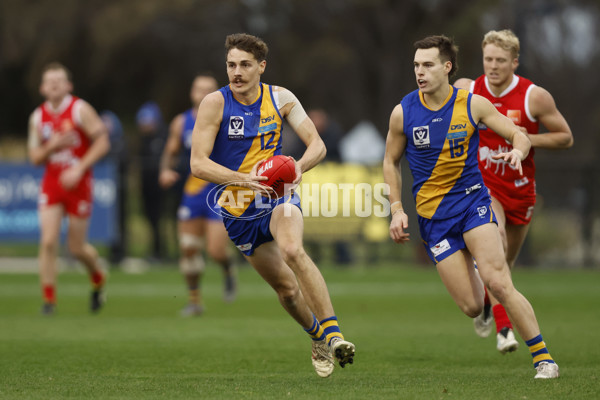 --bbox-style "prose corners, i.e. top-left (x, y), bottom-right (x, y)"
top-left (0, 161), bottom-right (117, 243)
top-left (298, 162), bottom-right (390, 242)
